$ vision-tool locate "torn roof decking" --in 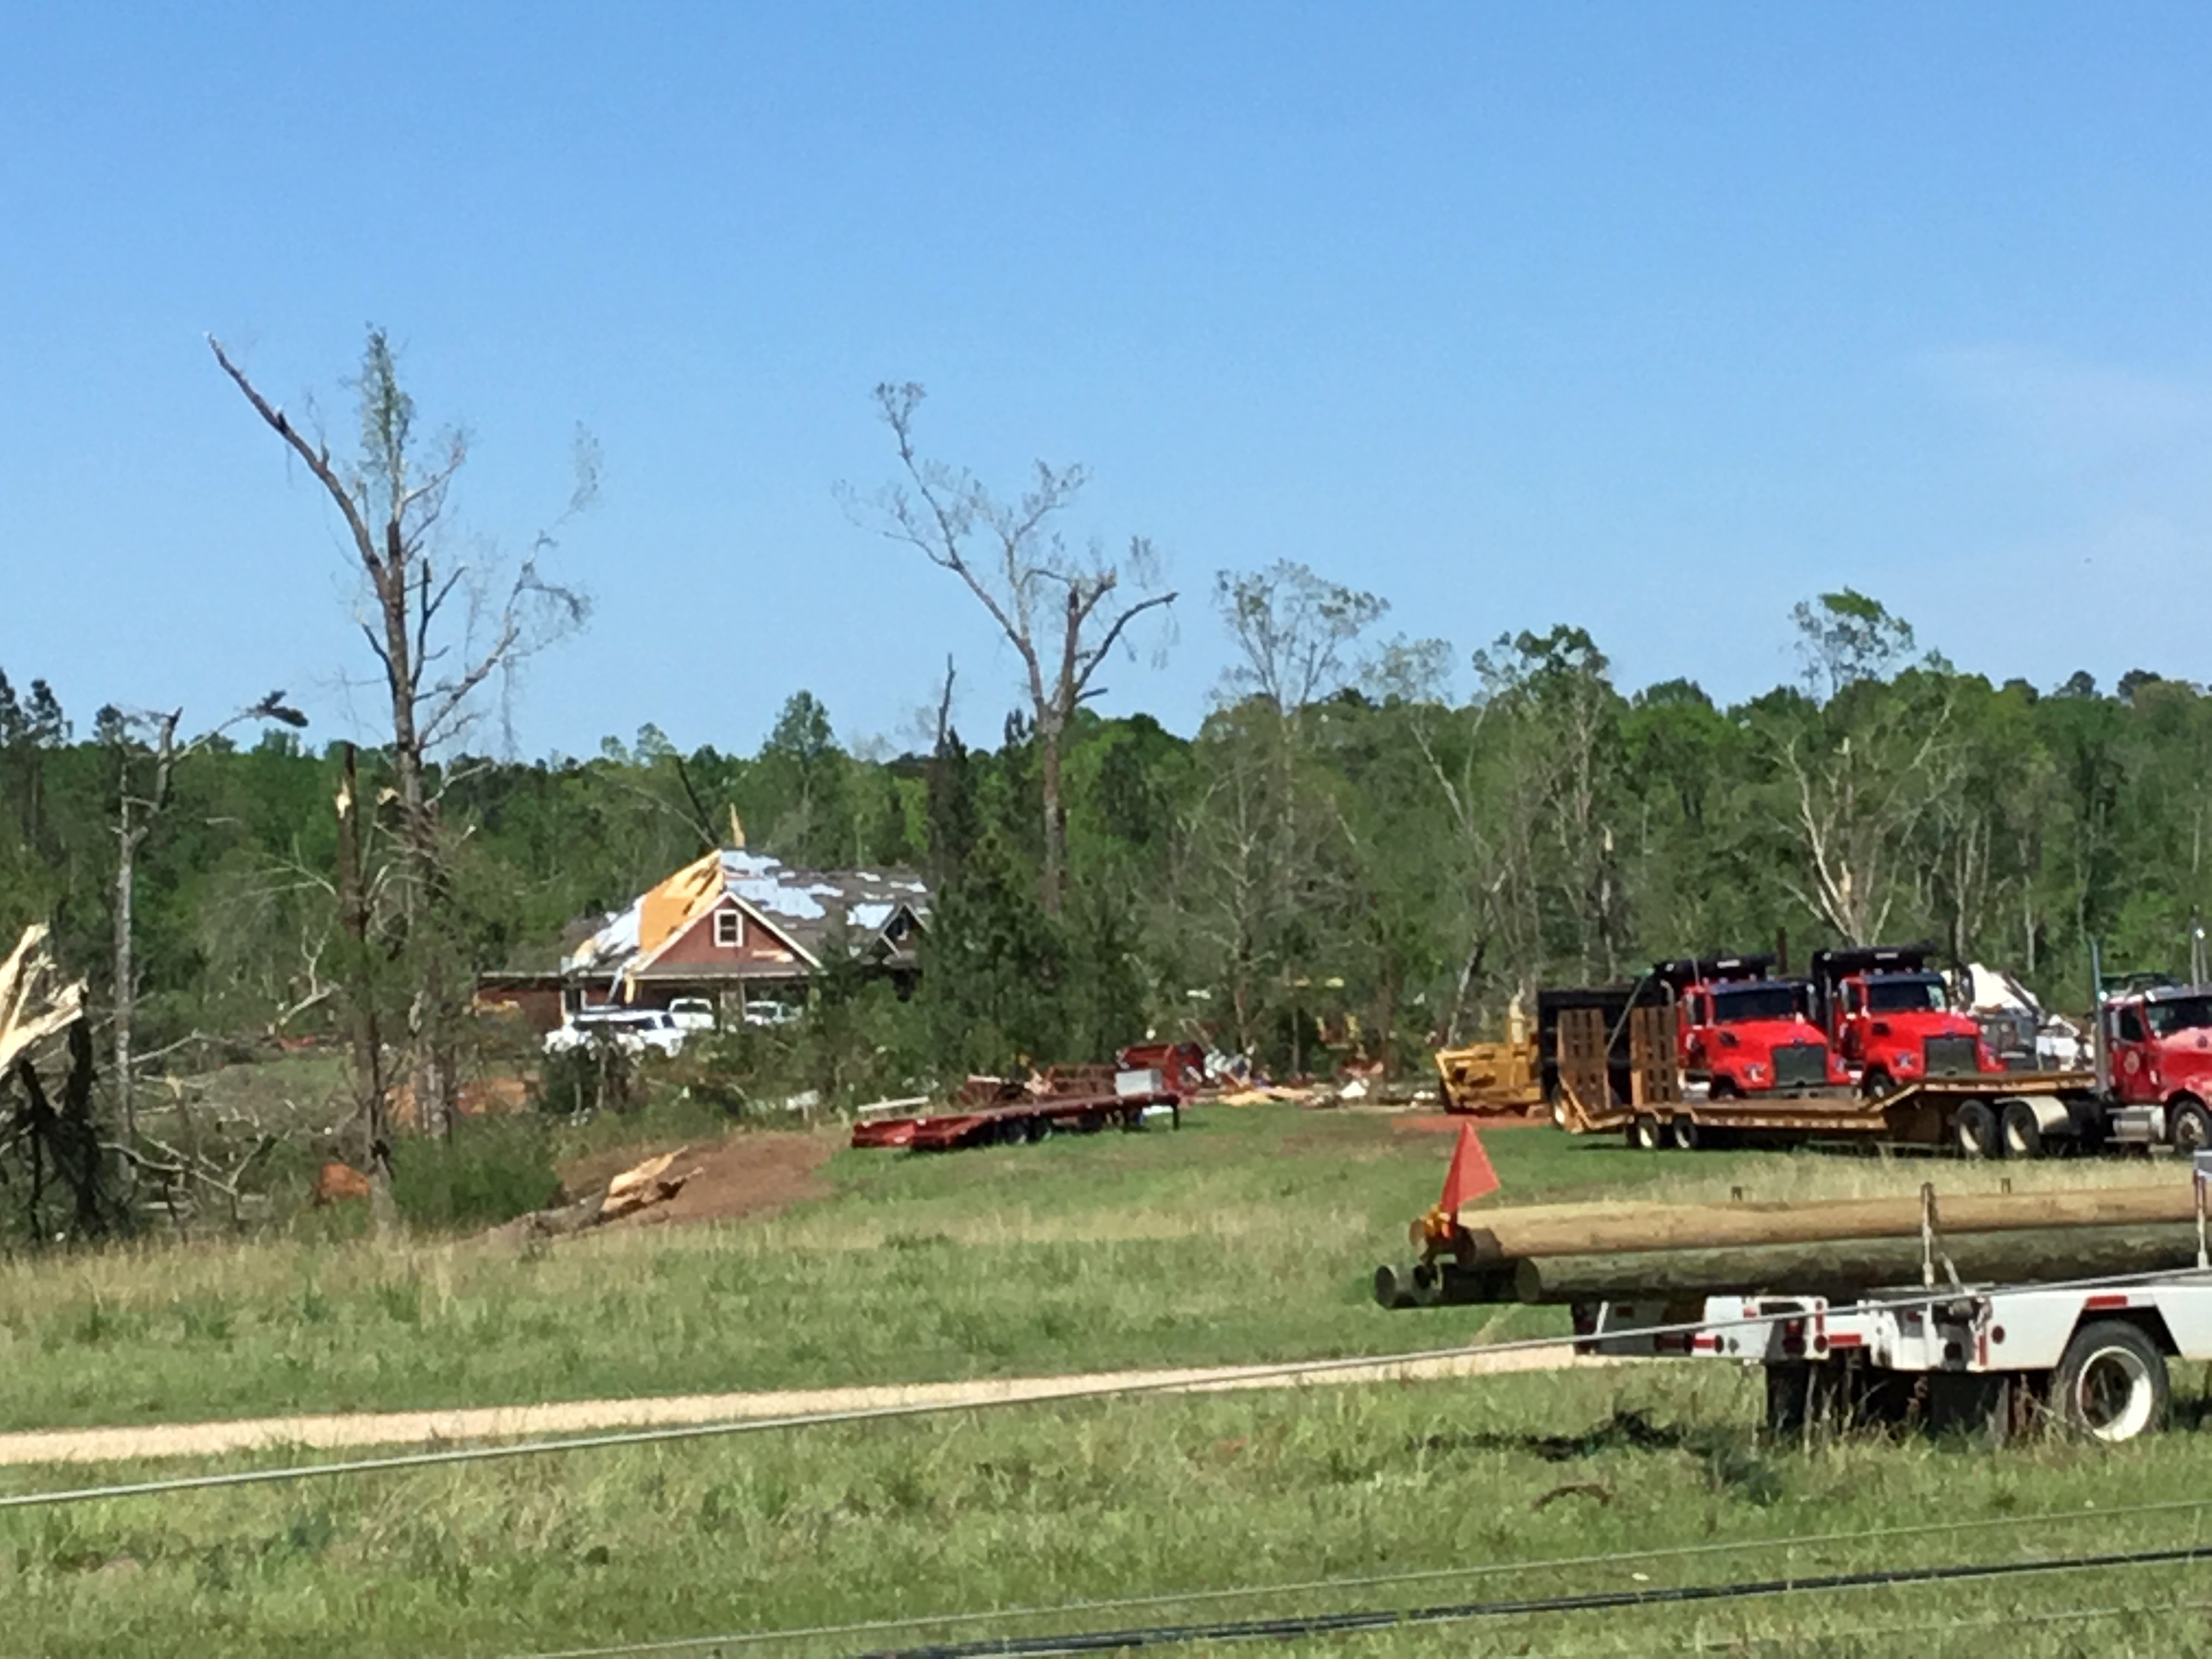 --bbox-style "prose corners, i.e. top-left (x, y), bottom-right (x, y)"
top-left (562, 848), bottom-right (930, 991)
